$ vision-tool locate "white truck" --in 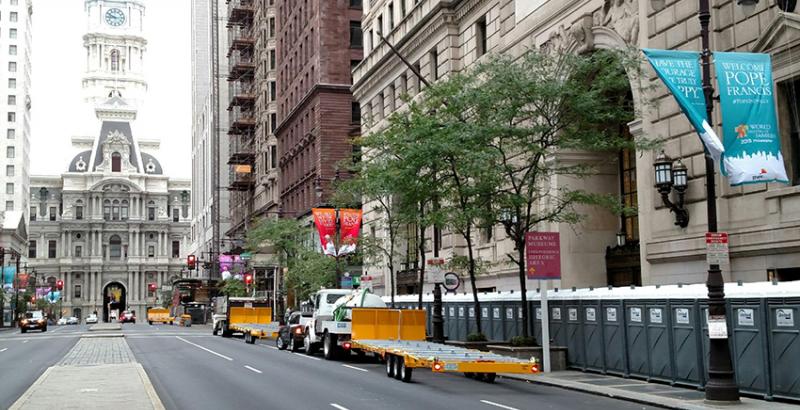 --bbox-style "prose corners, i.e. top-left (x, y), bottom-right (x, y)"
top-left (302, 288), bottom-right (386, 360)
